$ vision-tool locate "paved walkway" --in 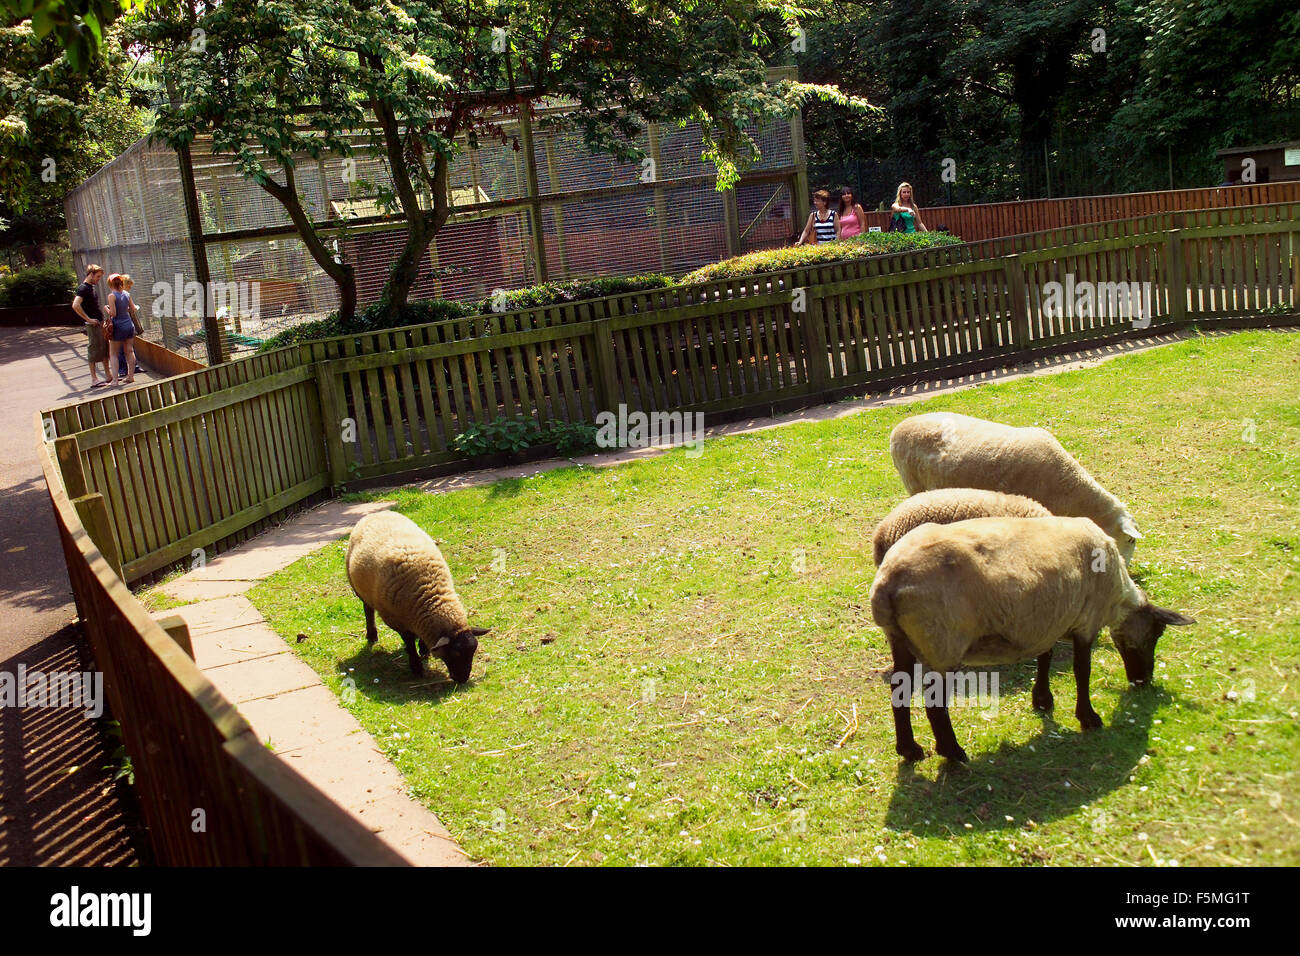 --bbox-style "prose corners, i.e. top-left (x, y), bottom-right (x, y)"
top-left (154, 499), bottom-right (471, 867)
top-left (0, 325), bottom-right (155, 866)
